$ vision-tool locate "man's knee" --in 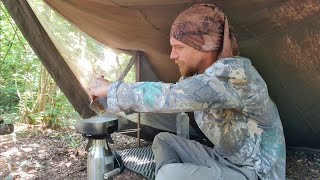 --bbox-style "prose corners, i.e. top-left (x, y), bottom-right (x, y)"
top-left (152, 132), bottom-right (171, 150)
top-left (154, 132), bottom-right (172, 141)
top-left (152, 132), bottom-right (173, 145)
